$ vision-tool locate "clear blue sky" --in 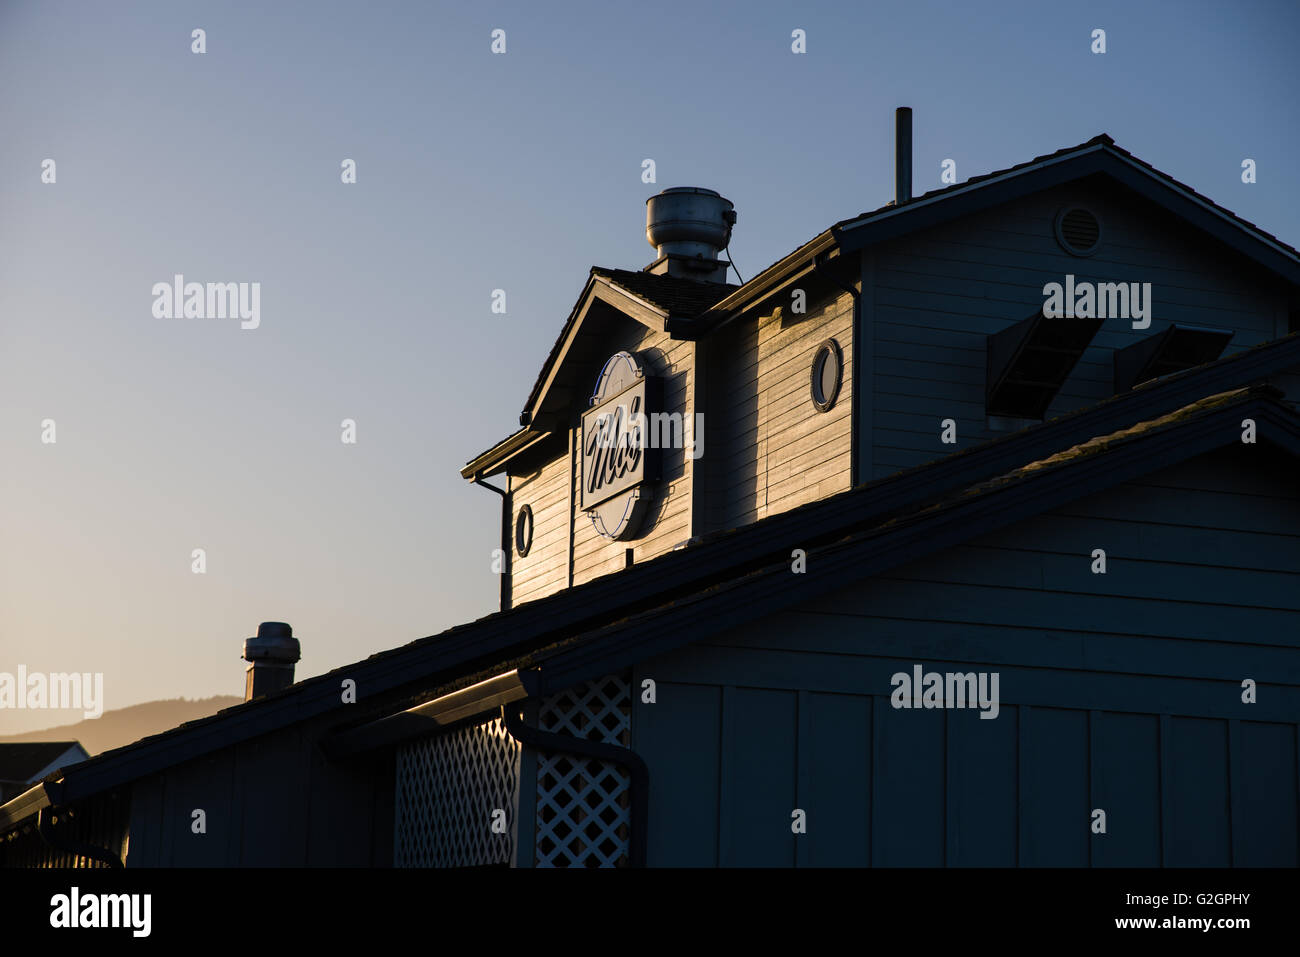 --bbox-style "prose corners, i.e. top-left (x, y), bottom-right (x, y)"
top-left (1, 0), bottom-right (1296, 731)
